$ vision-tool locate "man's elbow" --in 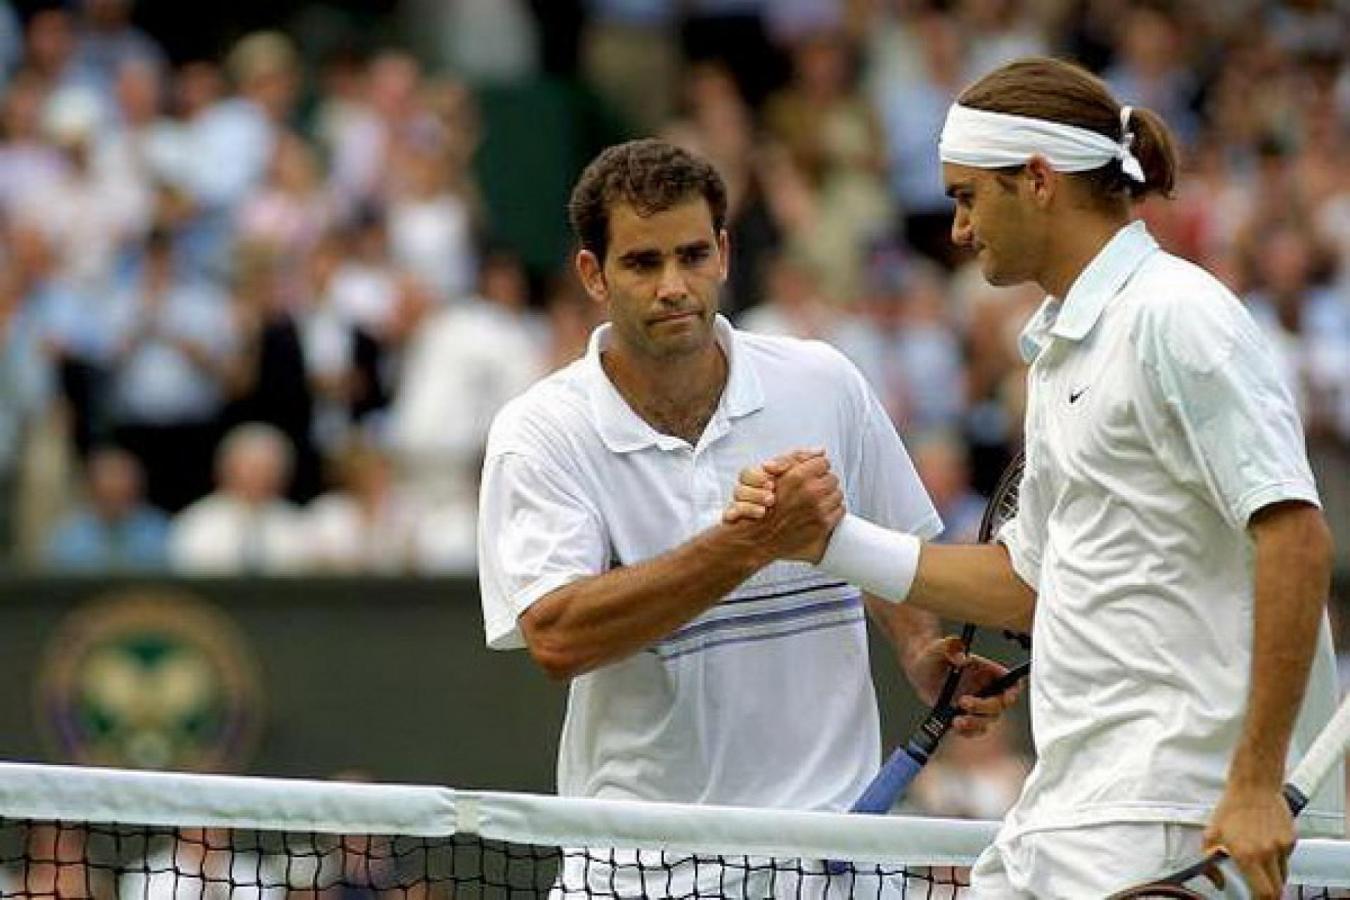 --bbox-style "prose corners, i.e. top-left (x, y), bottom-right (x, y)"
top-left (519, 607), bottom-right (587, 681)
